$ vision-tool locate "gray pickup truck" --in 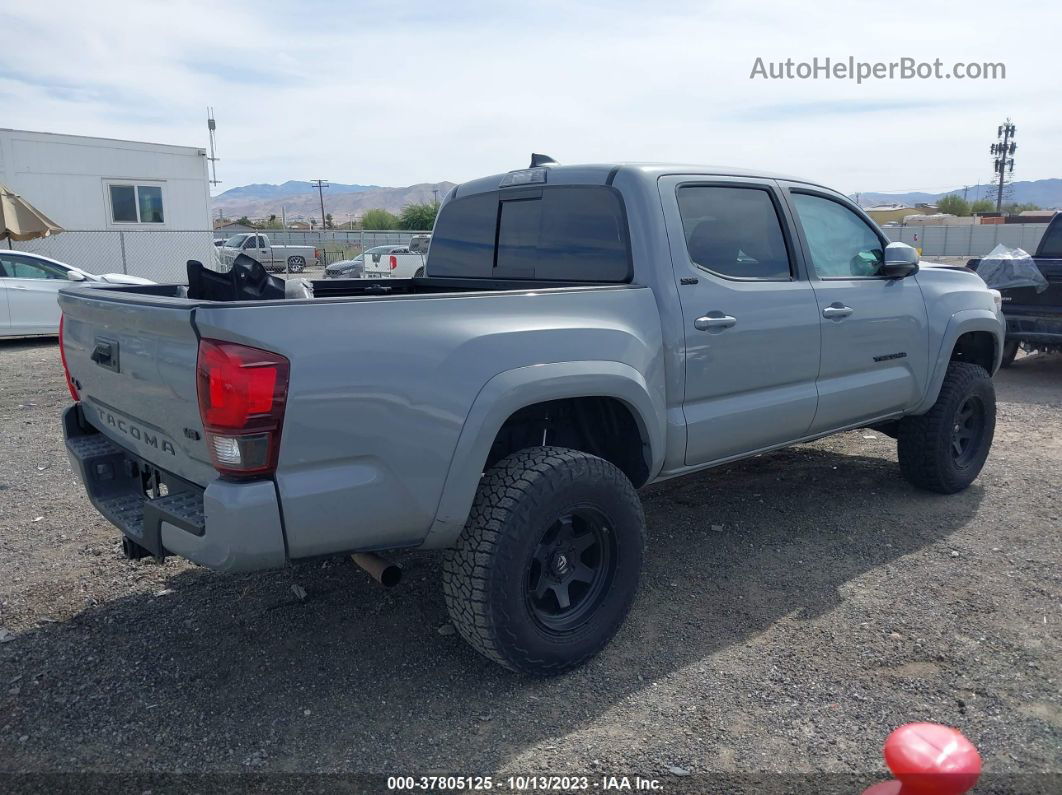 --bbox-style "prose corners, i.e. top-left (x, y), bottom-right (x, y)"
top-left (58, 161), bottom-right (1004, 675)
